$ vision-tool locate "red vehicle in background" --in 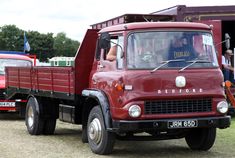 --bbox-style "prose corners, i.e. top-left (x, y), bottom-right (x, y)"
top-left (0, 52), bottom-right (33, 114)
